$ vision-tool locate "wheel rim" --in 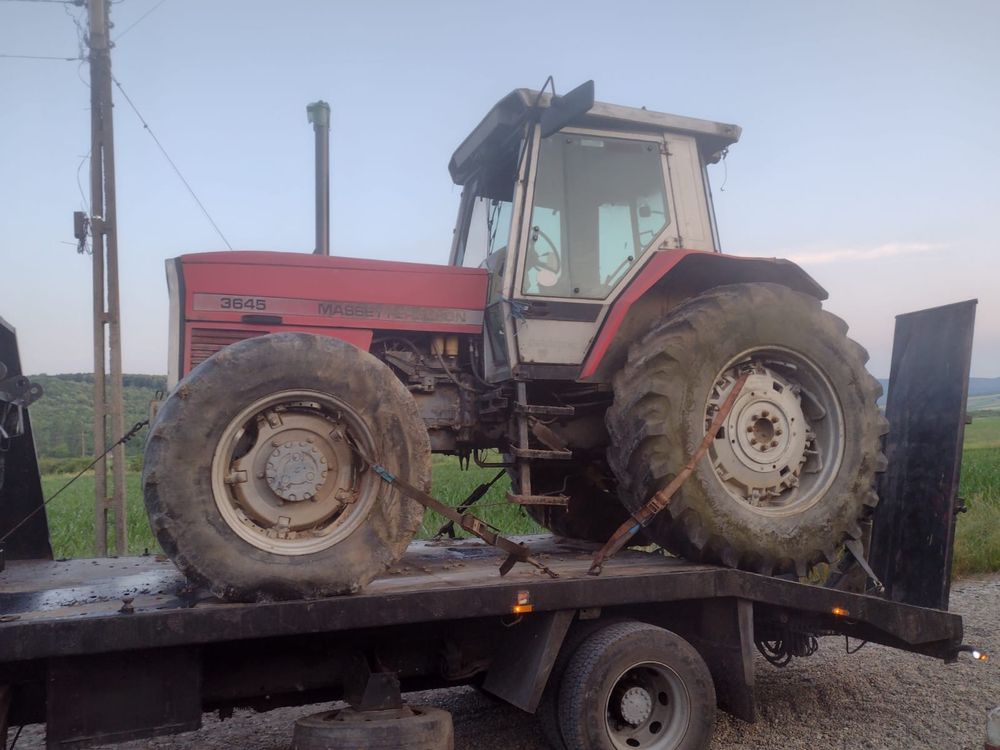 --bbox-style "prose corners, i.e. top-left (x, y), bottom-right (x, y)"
top-left (211, 389), bottom-right (378, 555)
top-left (604, 661), bottom-right (691, 749)
top-left (705, 347), bottom-right (845, 517)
